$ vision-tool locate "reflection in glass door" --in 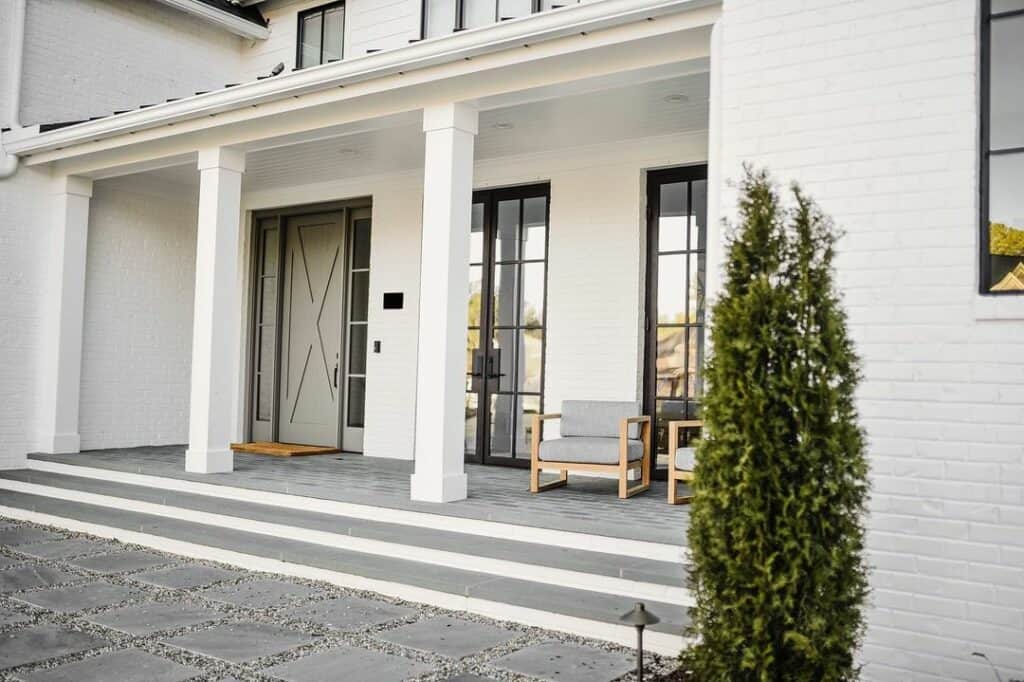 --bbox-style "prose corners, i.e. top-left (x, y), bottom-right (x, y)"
top-left (644, 166), bottom-right (708, 479)
top-left (465, 184), bottom-right (549, 466)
